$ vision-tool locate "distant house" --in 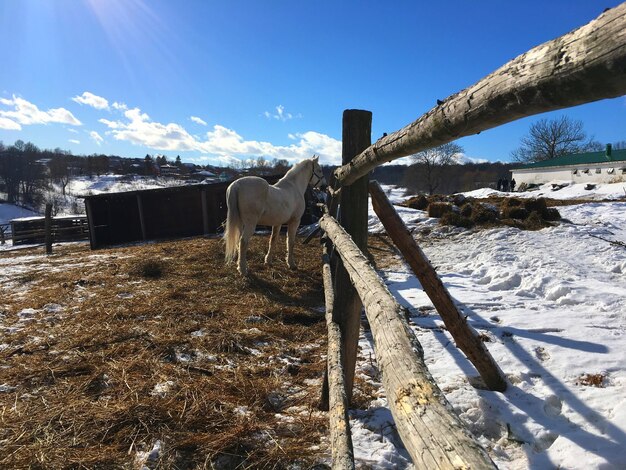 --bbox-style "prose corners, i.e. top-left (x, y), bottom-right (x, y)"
top-left (511, 144), bottom-right (626, 186)
top-left (158, 164), bottom-right (180, 177)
